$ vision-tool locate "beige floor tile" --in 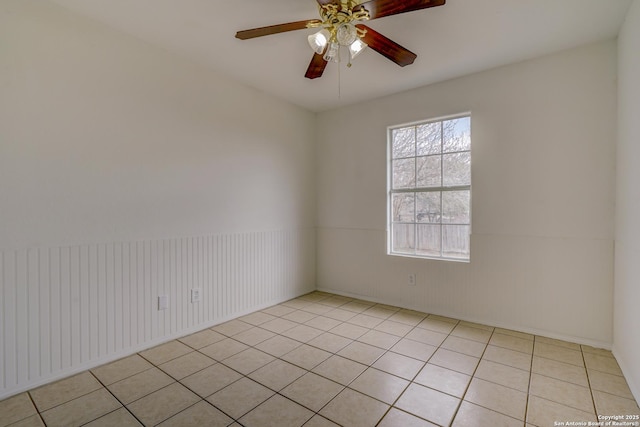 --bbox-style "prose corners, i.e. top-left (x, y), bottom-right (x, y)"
top-left (320, 388), bottom-right (389, 427)
top-left (158, 351), bottom-right (215, 380)
top-left (207, 377), bottom-right (274, 419)
top-left (316, 296), bottom-right (350, 307)
top-left (308, 332), bottom-right (352, 353)
top-left (388, 311), bottom-right (426, 326)
top-left (222, 348), bottom-right (275, 375)
top-left (494, 328), bottom-right (533, 341)
top-left (583, 353), bottom-right (624, 376)
top-left (303, 415), bottom-right (341, 427)
top-left (459, 320), bottom-right (494, 332)
top-left (211, 319), bottom-right (253, 336)
top-left (377, 408), bottom-right (438, 427)
top-left (249, 359), bottom-right (306, 391)
top-left (84, 408), bottom-right (142, 426)
top-left (532, 356), bottom-right (589, 387)
top-left (452, 401), bottom-right (522, 427)
top-left (475, 359), bottom-right (530, 392)
top-left (529, 374), bottom-right (595, 413)
top-left (198, 337), bottom-right (248, 361)
top-left (178, 329), bottom-right (225, 349)
top-left (390, 339), bottom-right (437, 362)
top-left (282, 298), bottom-right (313, 310)
top-left (330, 322), bottom-right (369, 339)
top-left (283, 310), bottom-right (318, 323)
top-left (347, 314), bottom-right (384, 329)
top-left (337, 341), bottom-right (386, 365)
top-left (357, 330), bottom-right (402, 349)
top-left (395, 383), bottom-right (460, 426)
top-left (362, 306), bottom-right (397, 319)
top-left (533, 342), bottom-right (583, 367)
top-left (592, 390), bottom-right (640, 417)
top-left (255, 334), bottom-right (301, 357)
top-left (451, 324), bottom-right (493, 343)
top-left (349, 367), bottom-right (410, 404)
top-left (107, 367), bottom-right (174, 404)
top-left (281, 373), bottom-right (344, 412)
top-left (427, 314), bottom-right (459, 324)
top-left (232, 327), bottom-right (276, 346)
top-left (91, 354), bottom-right (153, 386)
top-left (126, 383), bottom-right (199, 426)
top-left (180, 363), bottom-right (242, 398)
top-left (0, 393), bottom-right (38, 426)
top-left (157, 401), bottom-right (232, 427)
top-left (588, 369), bottom-right (635, 400)
top-left (238, 311), bottom-right (277, 326)
top-left (6, 414), bottom-right (45, 427)
top-left (40, 388), bottom-right (121, 427)
top-left (429, 348), bottom-right (480, 375)
top-left (417, 317), bottom-right (457, 334)
top-left (581, 344), bottom-right (614, 358)
top-left (281, 344), bottom-right (332, 370)
top-left (374, 320), bottom-right (414, 337)
top-left (282, 324), bottom-right (324, 343)
top-left (414, 363), bottom-right (471, 397)
top-left (535, 336), bottom-right (581, 351)
top-left (526, 395), bottom-right (597, 427)
top-left (305, 316), bottom-right (343, 331)
top-left (483, 345), bottom-right (532, 371)
top-left (441, 335), bottom-right (487, 357)
top-left (489, 333), bottom-right (534, 354)
top-left (30, 371), bottom-right (102, 412)
top-left (323, 308), bottom-right (357, 322)
top-left (341, 301), bottom-right (374, 314)
top-left (259, 317), bottom-right (298, 334)
top-left (260, 304), bottom-right (296, 317)
top-left (139, 340), bottom-right (192, 365)
top-left (313, 355), bottom-right (367, 386)
top-left (405, 328), bottom-right (448, 347)
top-left (302, 303), bottom-right (334, 315)
top-left (240, 395), bottom-right (314, 427)
top-left (465, 378), bottom-right (527, 420)
top-left (373, 351), bottom-right (425, 380)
